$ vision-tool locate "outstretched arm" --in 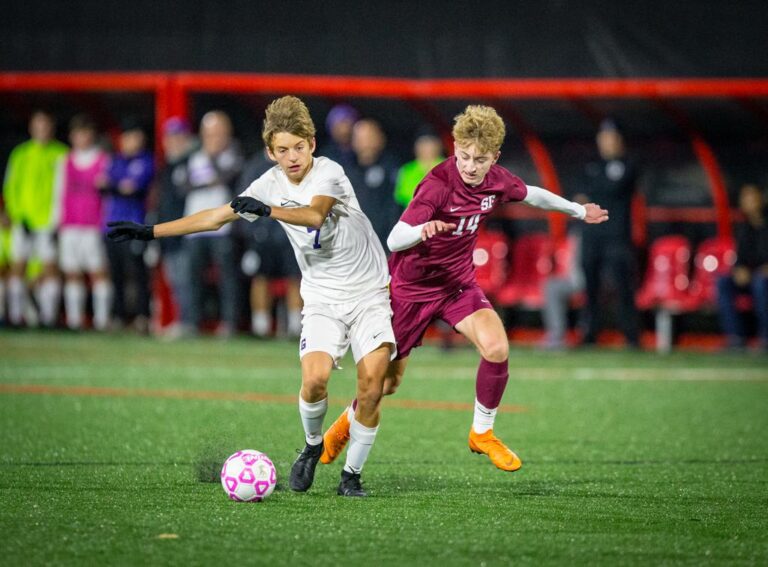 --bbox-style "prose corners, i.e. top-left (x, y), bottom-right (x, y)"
top-left (231, 194), bottom-right (336, 230)
top-left (386, 219), bottom-right (457, 252)
top-left (107, 204), bottom-right (238, 241)
top-left (523, 185), bottom-right (608, 224)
